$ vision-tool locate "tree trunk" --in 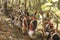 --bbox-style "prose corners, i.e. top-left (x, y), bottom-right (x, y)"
top-left (19, 0), bottom-right (21, 6)
top-left (58, 0), bottom-right (60, 9)
top-left (56, 20), bottom-right (58, 31)
top-left (25, 0), bottom-right (27, 12)
top-left (4, 0), bottom-right (9, 16)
